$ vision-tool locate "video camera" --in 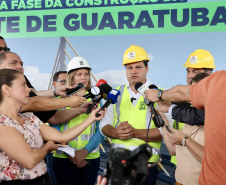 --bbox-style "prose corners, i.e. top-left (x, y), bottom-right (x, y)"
top-left (103, 144), bottom-right (152, 185)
